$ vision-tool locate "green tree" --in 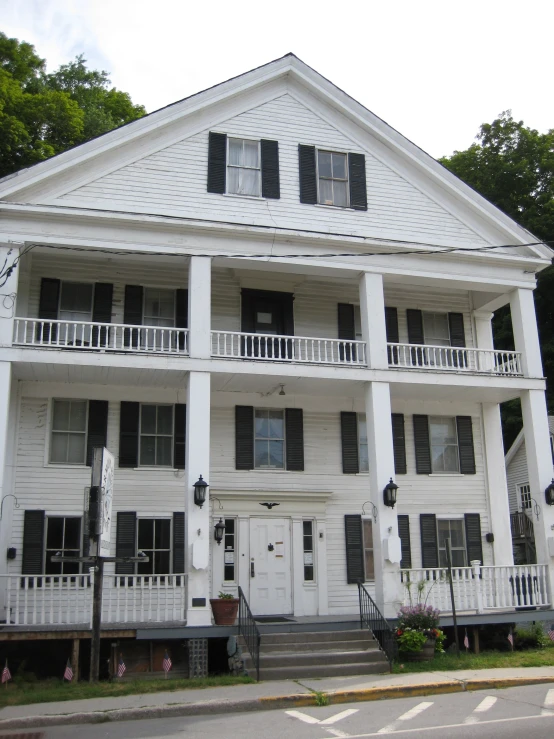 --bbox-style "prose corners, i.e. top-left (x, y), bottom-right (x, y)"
top-left (440, 112), bottom-right (554, 449)
top-left (0, 33), bottom-right (146, 179)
